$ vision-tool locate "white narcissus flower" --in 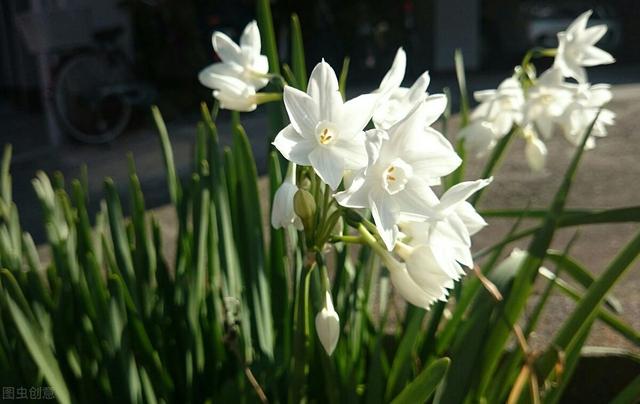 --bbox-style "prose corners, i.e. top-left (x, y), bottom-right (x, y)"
top-left (199, 21), bottom-right (269, 92)
top-left (524, 67), bottom-right (574, 139)
top-left (559, 83), bottom-right (615, 149)
top-left (271, 163), bottom-right (303, 230)
top-left (458, 77), bottom-right (524, 157)
top-left (315, 291), bottom-right (340, 355)
top-left (273, 61), bottom-right (378, 190)
top-left (472, 76), bottom-right (525, 137)
top-left (374, 71), bottom-right (434, 130)
top-left (458, 120), bottom-right (500, 157)
top-left (554, 10), bottom-right (615, 83)
top-left (335, 100), bottom-right (461, 250)
top-left (399, 178), bottom-right (492, 279)
top-left (374, 48), bottom-right (443, 130)
top-left (203, 74), bottom-right (258, 112)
